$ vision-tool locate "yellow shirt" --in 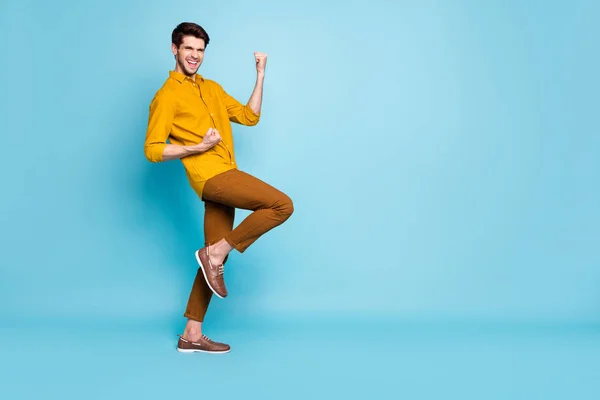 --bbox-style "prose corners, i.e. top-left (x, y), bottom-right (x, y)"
top-left (144, 70), bottom-right (260, 197)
